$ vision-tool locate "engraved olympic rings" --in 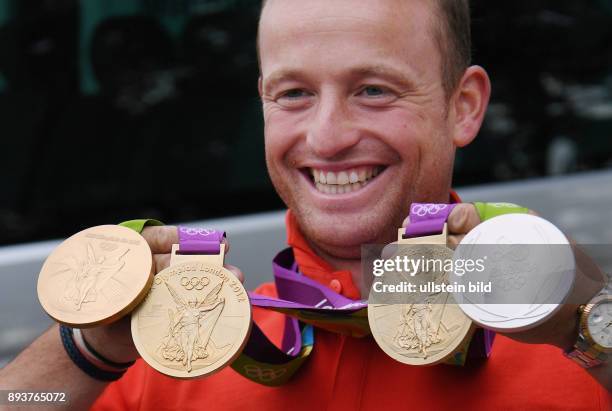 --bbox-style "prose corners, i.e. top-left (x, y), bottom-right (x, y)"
top-left (243, 365), bottom-right (287, 382)
top-left (179, 227), bottom-right (217, 237)
top-left (180, 276), bottom-right (210, 290)
top-left (411, 203), bottom-right (448, 217)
